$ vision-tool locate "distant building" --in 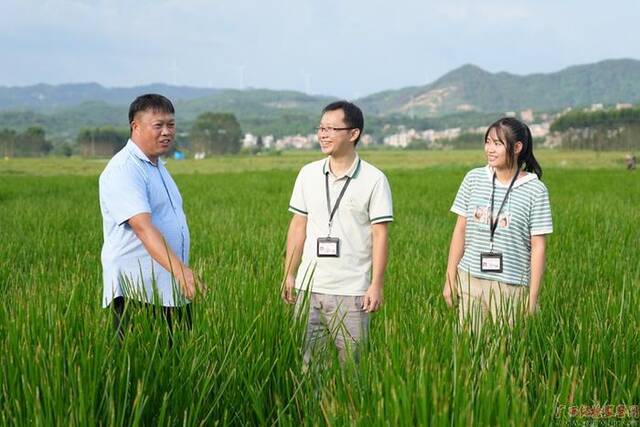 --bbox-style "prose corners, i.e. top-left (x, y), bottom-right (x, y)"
top-left (242, 133), bottom-right (258, 148)
top-left (275, 134), bottom-right (315, 150)
top-left (520, 109), bottom-right (534, 123)
top-left (360, 134), bottom-right (374, 146)
top-left (616, 103), bottom-right (633, 110)
top-left (529, 123), bottom-right (550, 139)
top-left (382, 127), bottom-right (463, 148)
top-left (456, 104), bottom-right (474, 112)
top-left (262, 135), bottom-right (274, 150)
top-left (383, 132), bottom-right (411, 148)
